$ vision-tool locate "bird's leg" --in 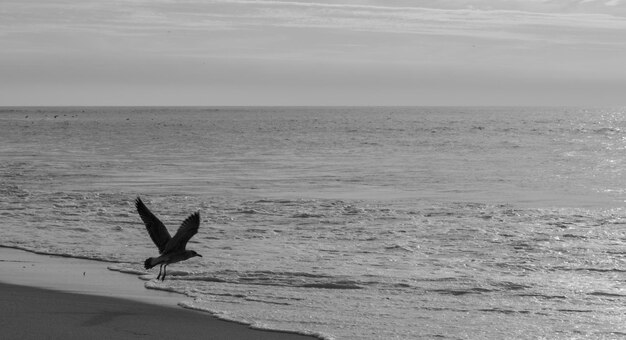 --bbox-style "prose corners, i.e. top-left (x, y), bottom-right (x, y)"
top-left (157, 264), bottom-right (163, 280)
top-left (161, 265), bottom-right (167, 281)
